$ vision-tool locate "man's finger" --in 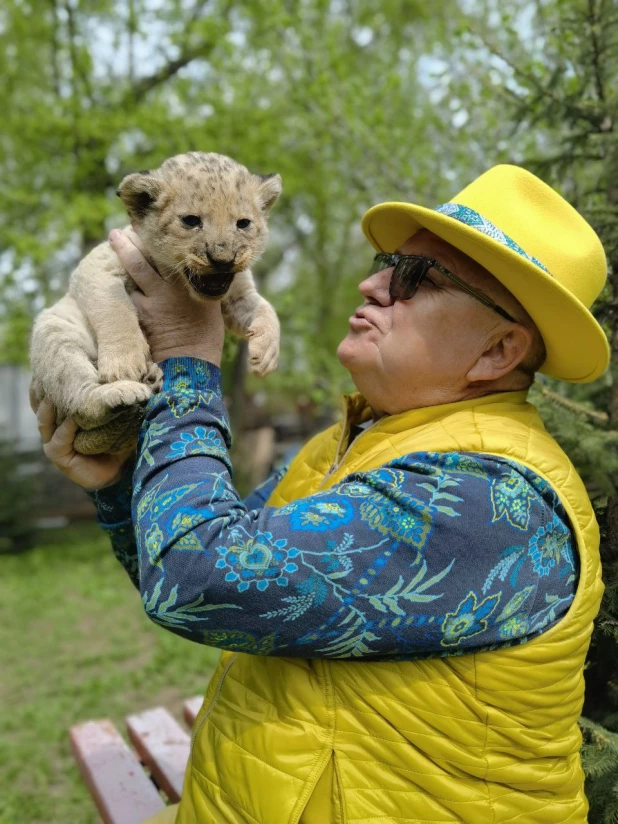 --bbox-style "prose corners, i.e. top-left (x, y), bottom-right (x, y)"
top-left (29, 383), bottom-right (41, 415)
top-left (43, 417), bottom-right (79, 464)
top-left (36, 399), bottom-right (57, 445)
top-left (108, 229), bottom-right (161, 295)
top-left (130, 289), bottom-right (146, 313)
